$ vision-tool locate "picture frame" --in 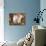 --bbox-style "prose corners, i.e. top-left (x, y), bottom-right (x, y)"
top-left (9, 13), bottom-right (25, 25)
